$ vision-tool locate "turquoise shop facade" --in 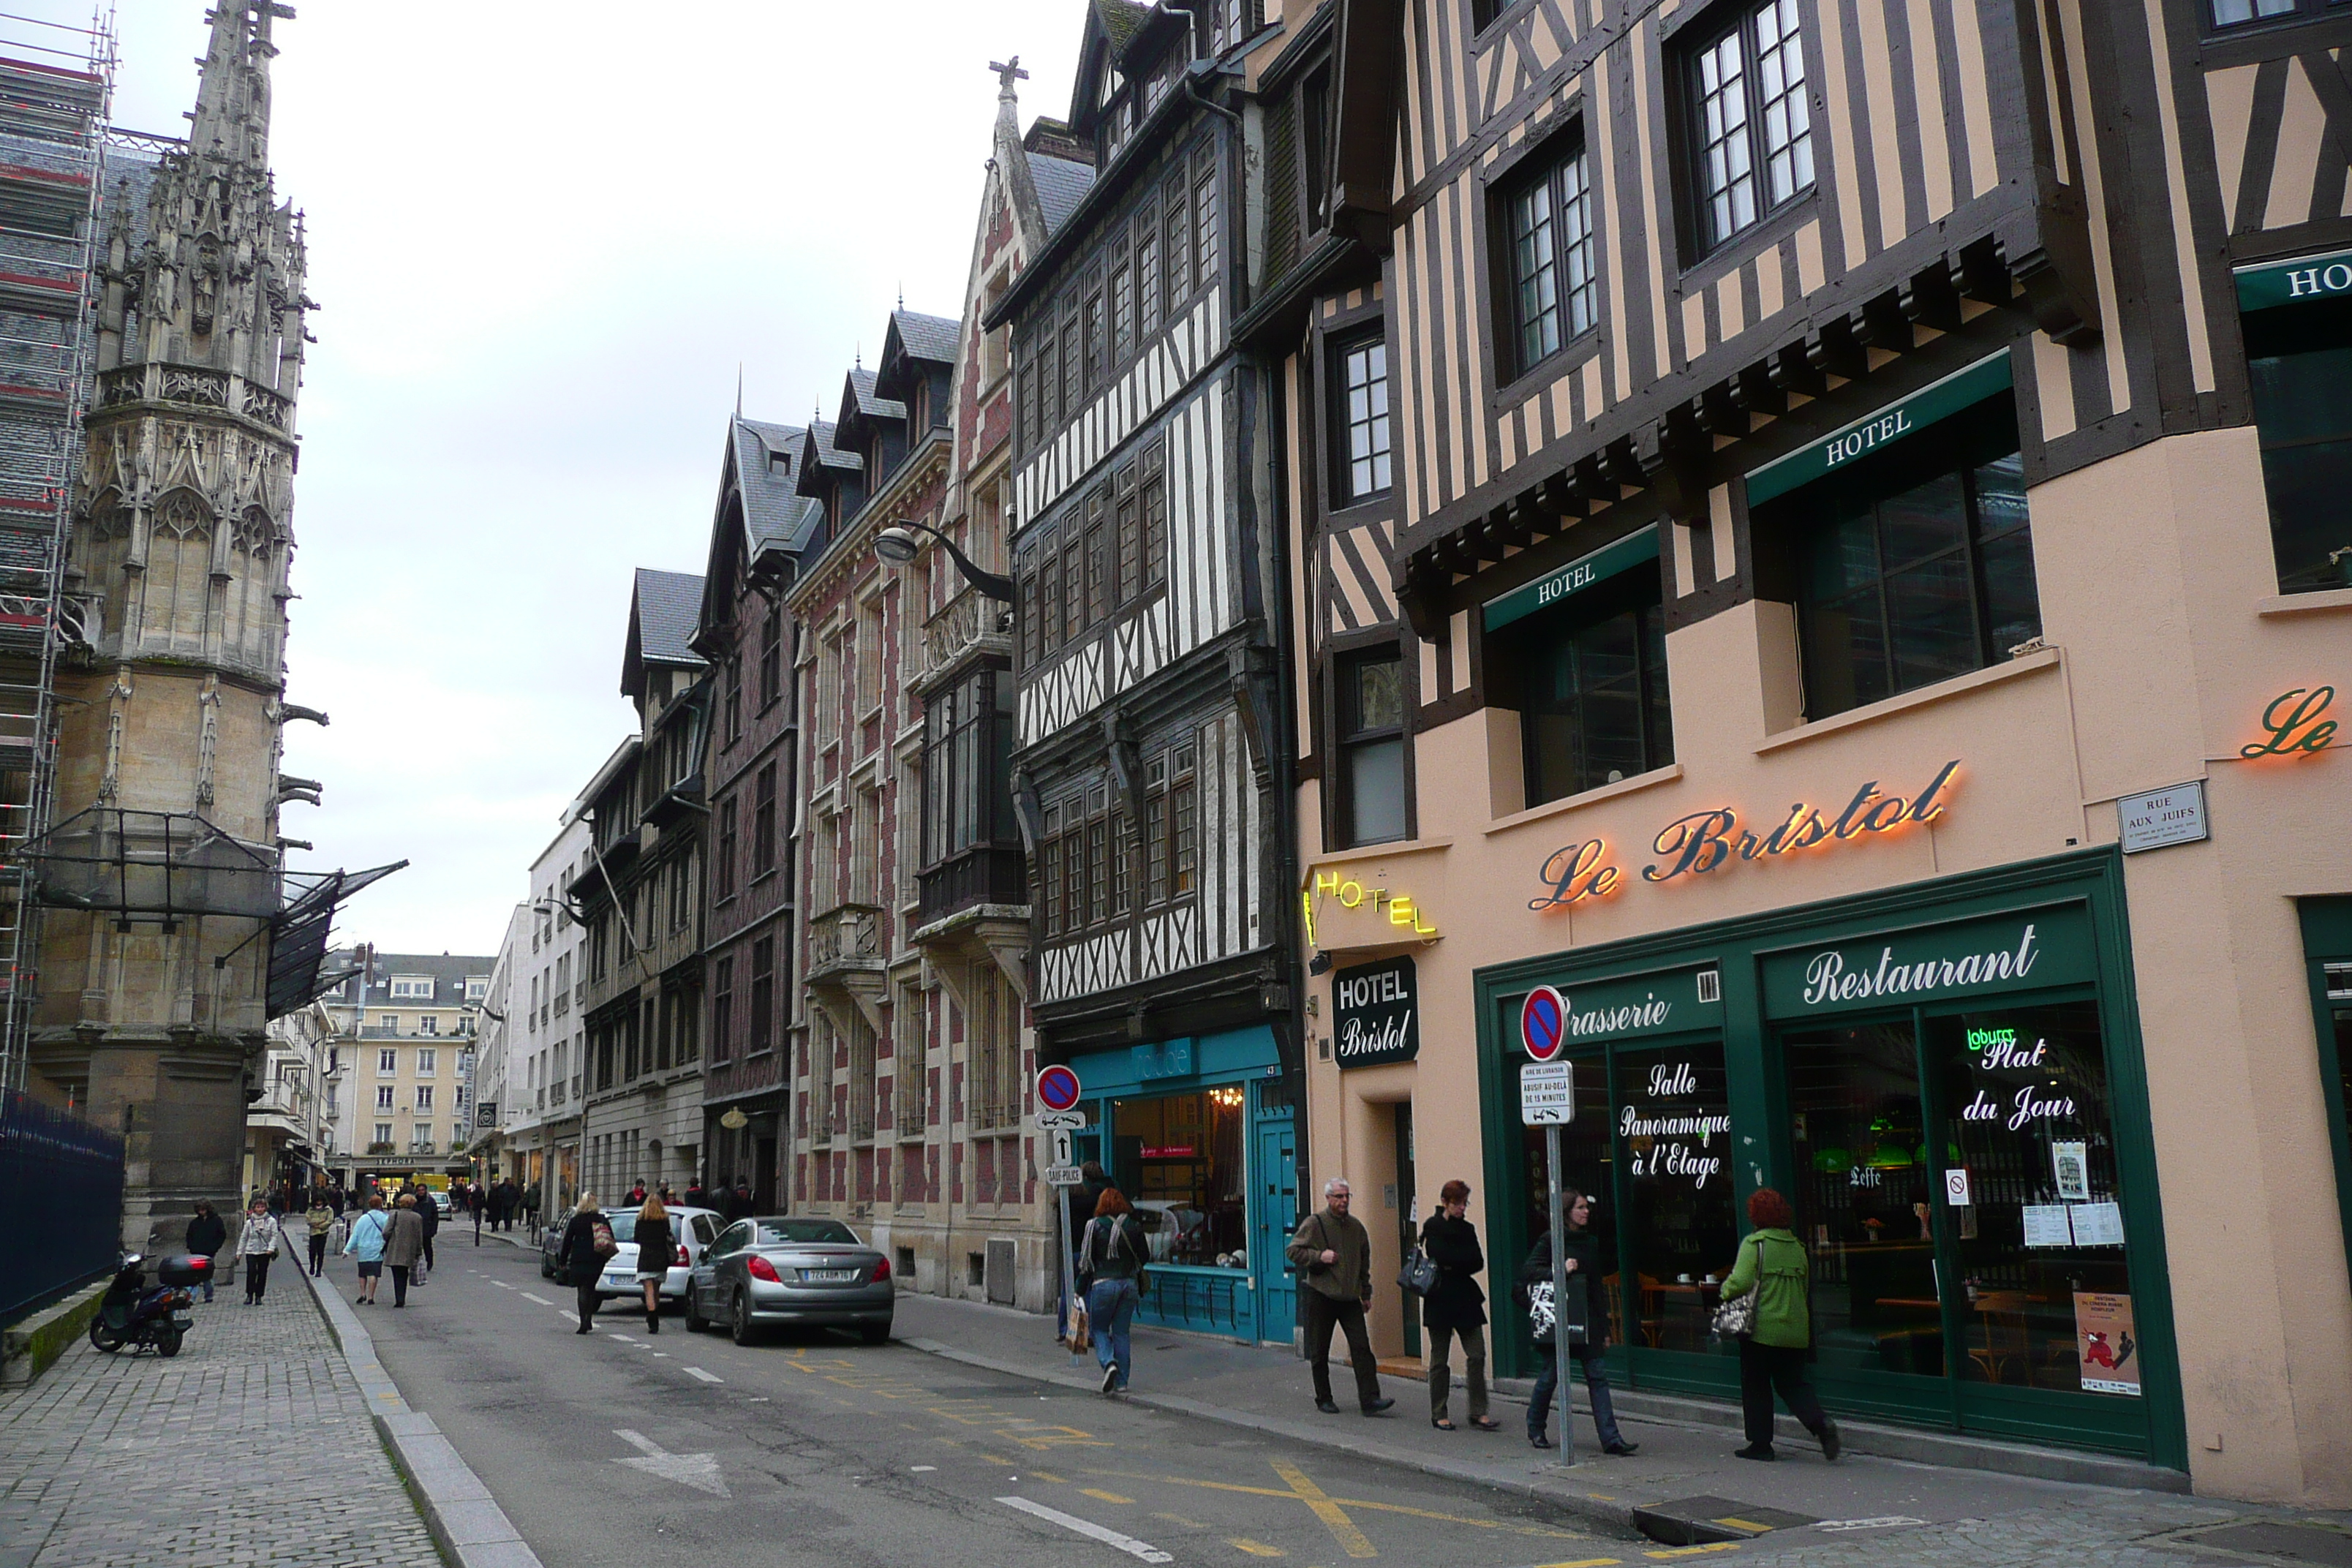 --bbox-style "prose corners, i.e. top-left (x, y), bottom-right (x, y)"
top-left (1063, 1023), bottom-right (1300, 1343)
